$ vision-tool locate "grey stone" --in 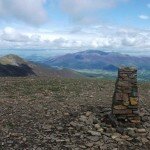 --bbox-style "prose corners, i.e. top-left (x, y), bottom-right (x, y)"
top-left (111, 133), bottom-right (121, 139)
top-left (135, 128), bottom-right (146, 133)
top-left (87, 136), bottom-right (100, 142)
top-left (79, 115), bottom-right (87, 122)
top-left (94, 124), bottom-right (101, 130)
top-left (86, 111), bottom-right (92, 117)
top-left (87, 130), bottom-right (101, 136)
top-left (141, 138), bottom-right (149, 144)
top-left (85, 142), bottom-right (94, 147)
